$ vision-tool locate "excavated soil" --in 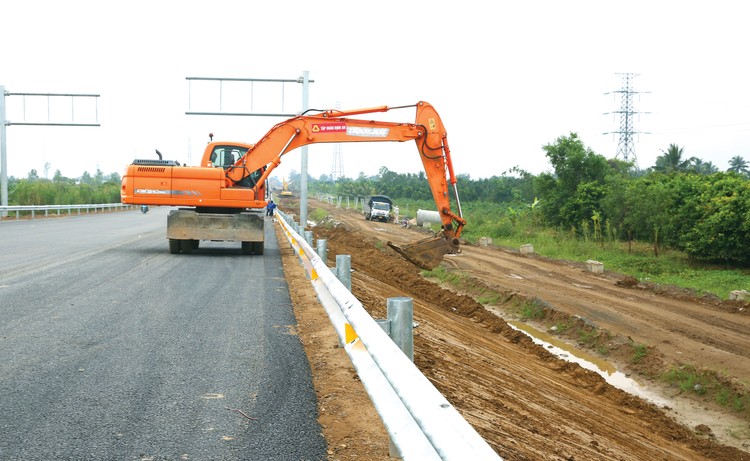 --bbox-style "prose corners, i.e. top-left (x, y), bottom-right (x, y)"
top-left (277, 198), bottom-right (750, 461)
